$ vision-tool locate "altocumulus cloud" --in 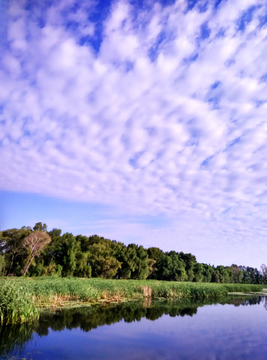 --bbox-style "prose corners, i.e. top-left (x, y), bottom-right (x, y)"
top-left (0, 0), bottom-right (267, 267)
